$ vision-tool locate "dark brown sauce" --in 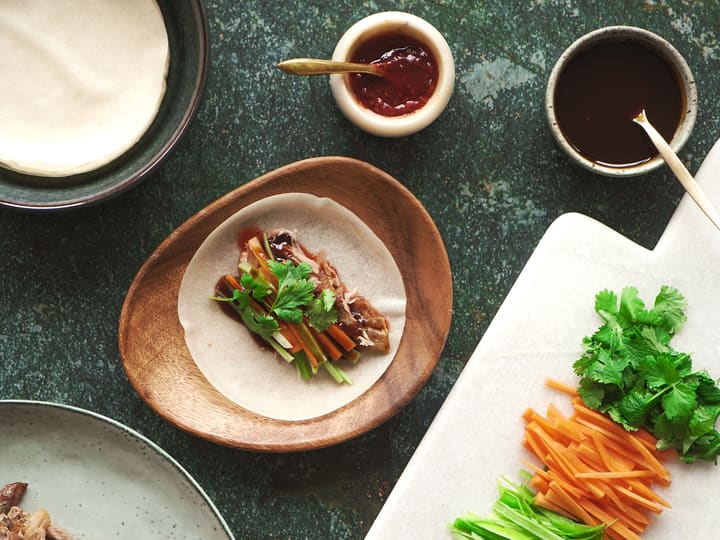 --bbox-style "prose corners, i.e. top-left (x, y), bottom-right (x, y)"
top-left (554, 40), bottom-right (684, 168)
top-left (267, 230), bottom-right (293, 261)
